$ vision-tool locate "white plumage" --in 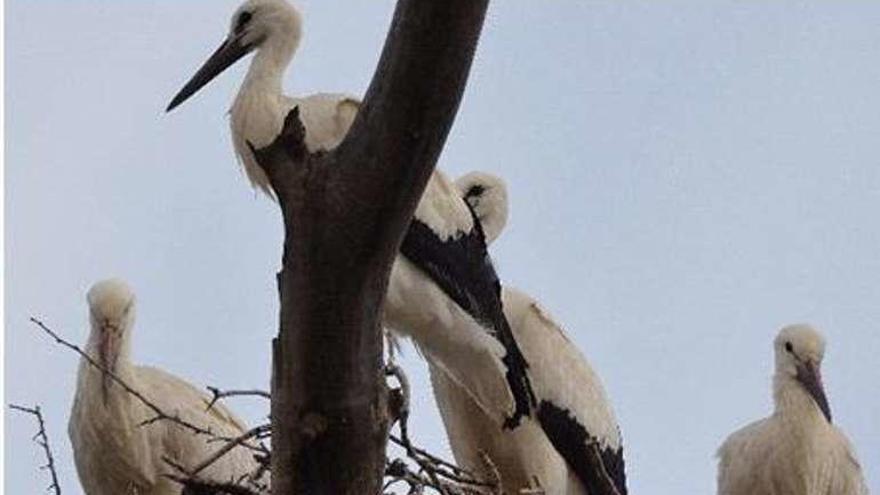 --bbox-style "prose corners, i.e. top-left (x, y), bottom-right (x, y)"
top-left (433, 287), bottom-right (626, 495)
top-left (430, 364), bottom-right (561, 492)
top-left (385, 272), bottom-right (517, 423)
top-left (165, 4), bottom-right (627, 489)
top-left (716, 324), bottom-right (868, 495)
top-left (453, 171), bottom-right (508, 244)
top-left (384, 170), bottom-right (527, 427)
top-left (426, 175), bottom-right (626, 494)
top-left (168, 0), bottom-right (527, 429)
top-left (167, 0), bottom-right (358, 196)
top-left (69, 279), bottom-right (262, 495)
